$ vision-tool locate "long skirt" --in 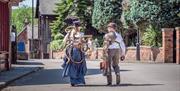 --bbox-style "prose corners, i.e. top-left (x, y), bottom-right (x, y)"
top-left (62, 47), bottom-right (87, 85)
